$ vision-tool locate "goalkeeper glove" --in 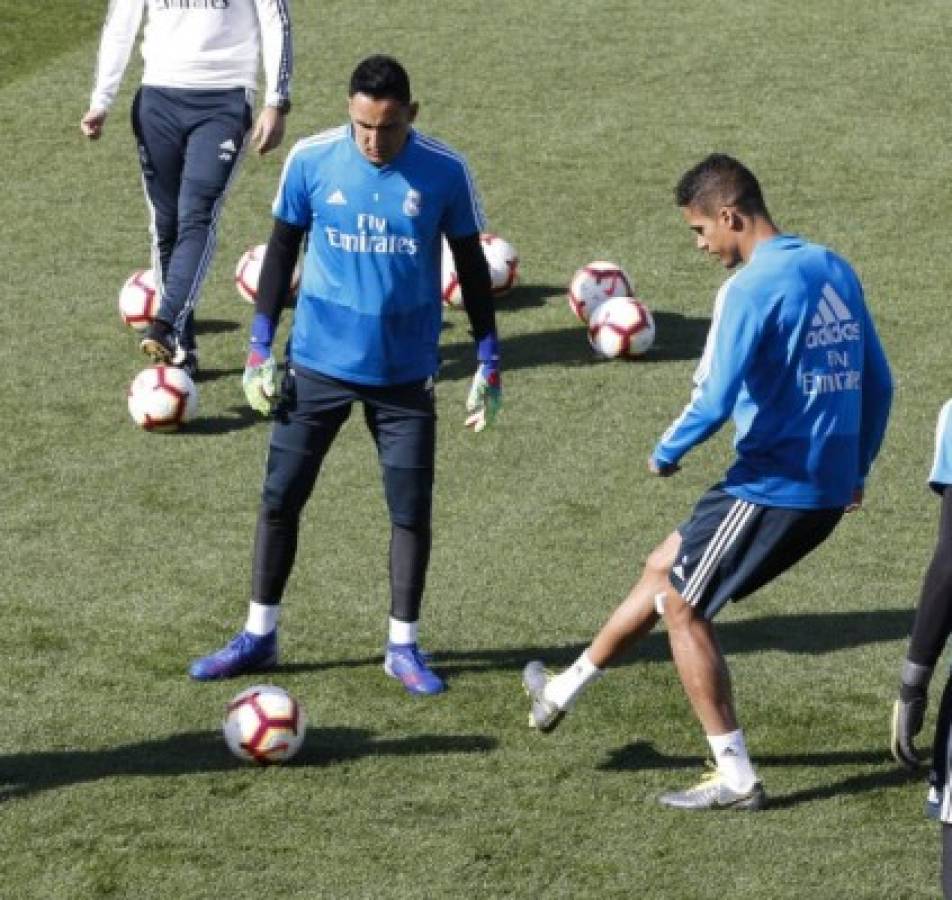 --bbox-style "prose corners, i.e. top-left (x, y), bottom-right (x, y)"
top-left (243, 313), bottom-right (279, 415)
top-left (465, 333), bottom-right (501, 433)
